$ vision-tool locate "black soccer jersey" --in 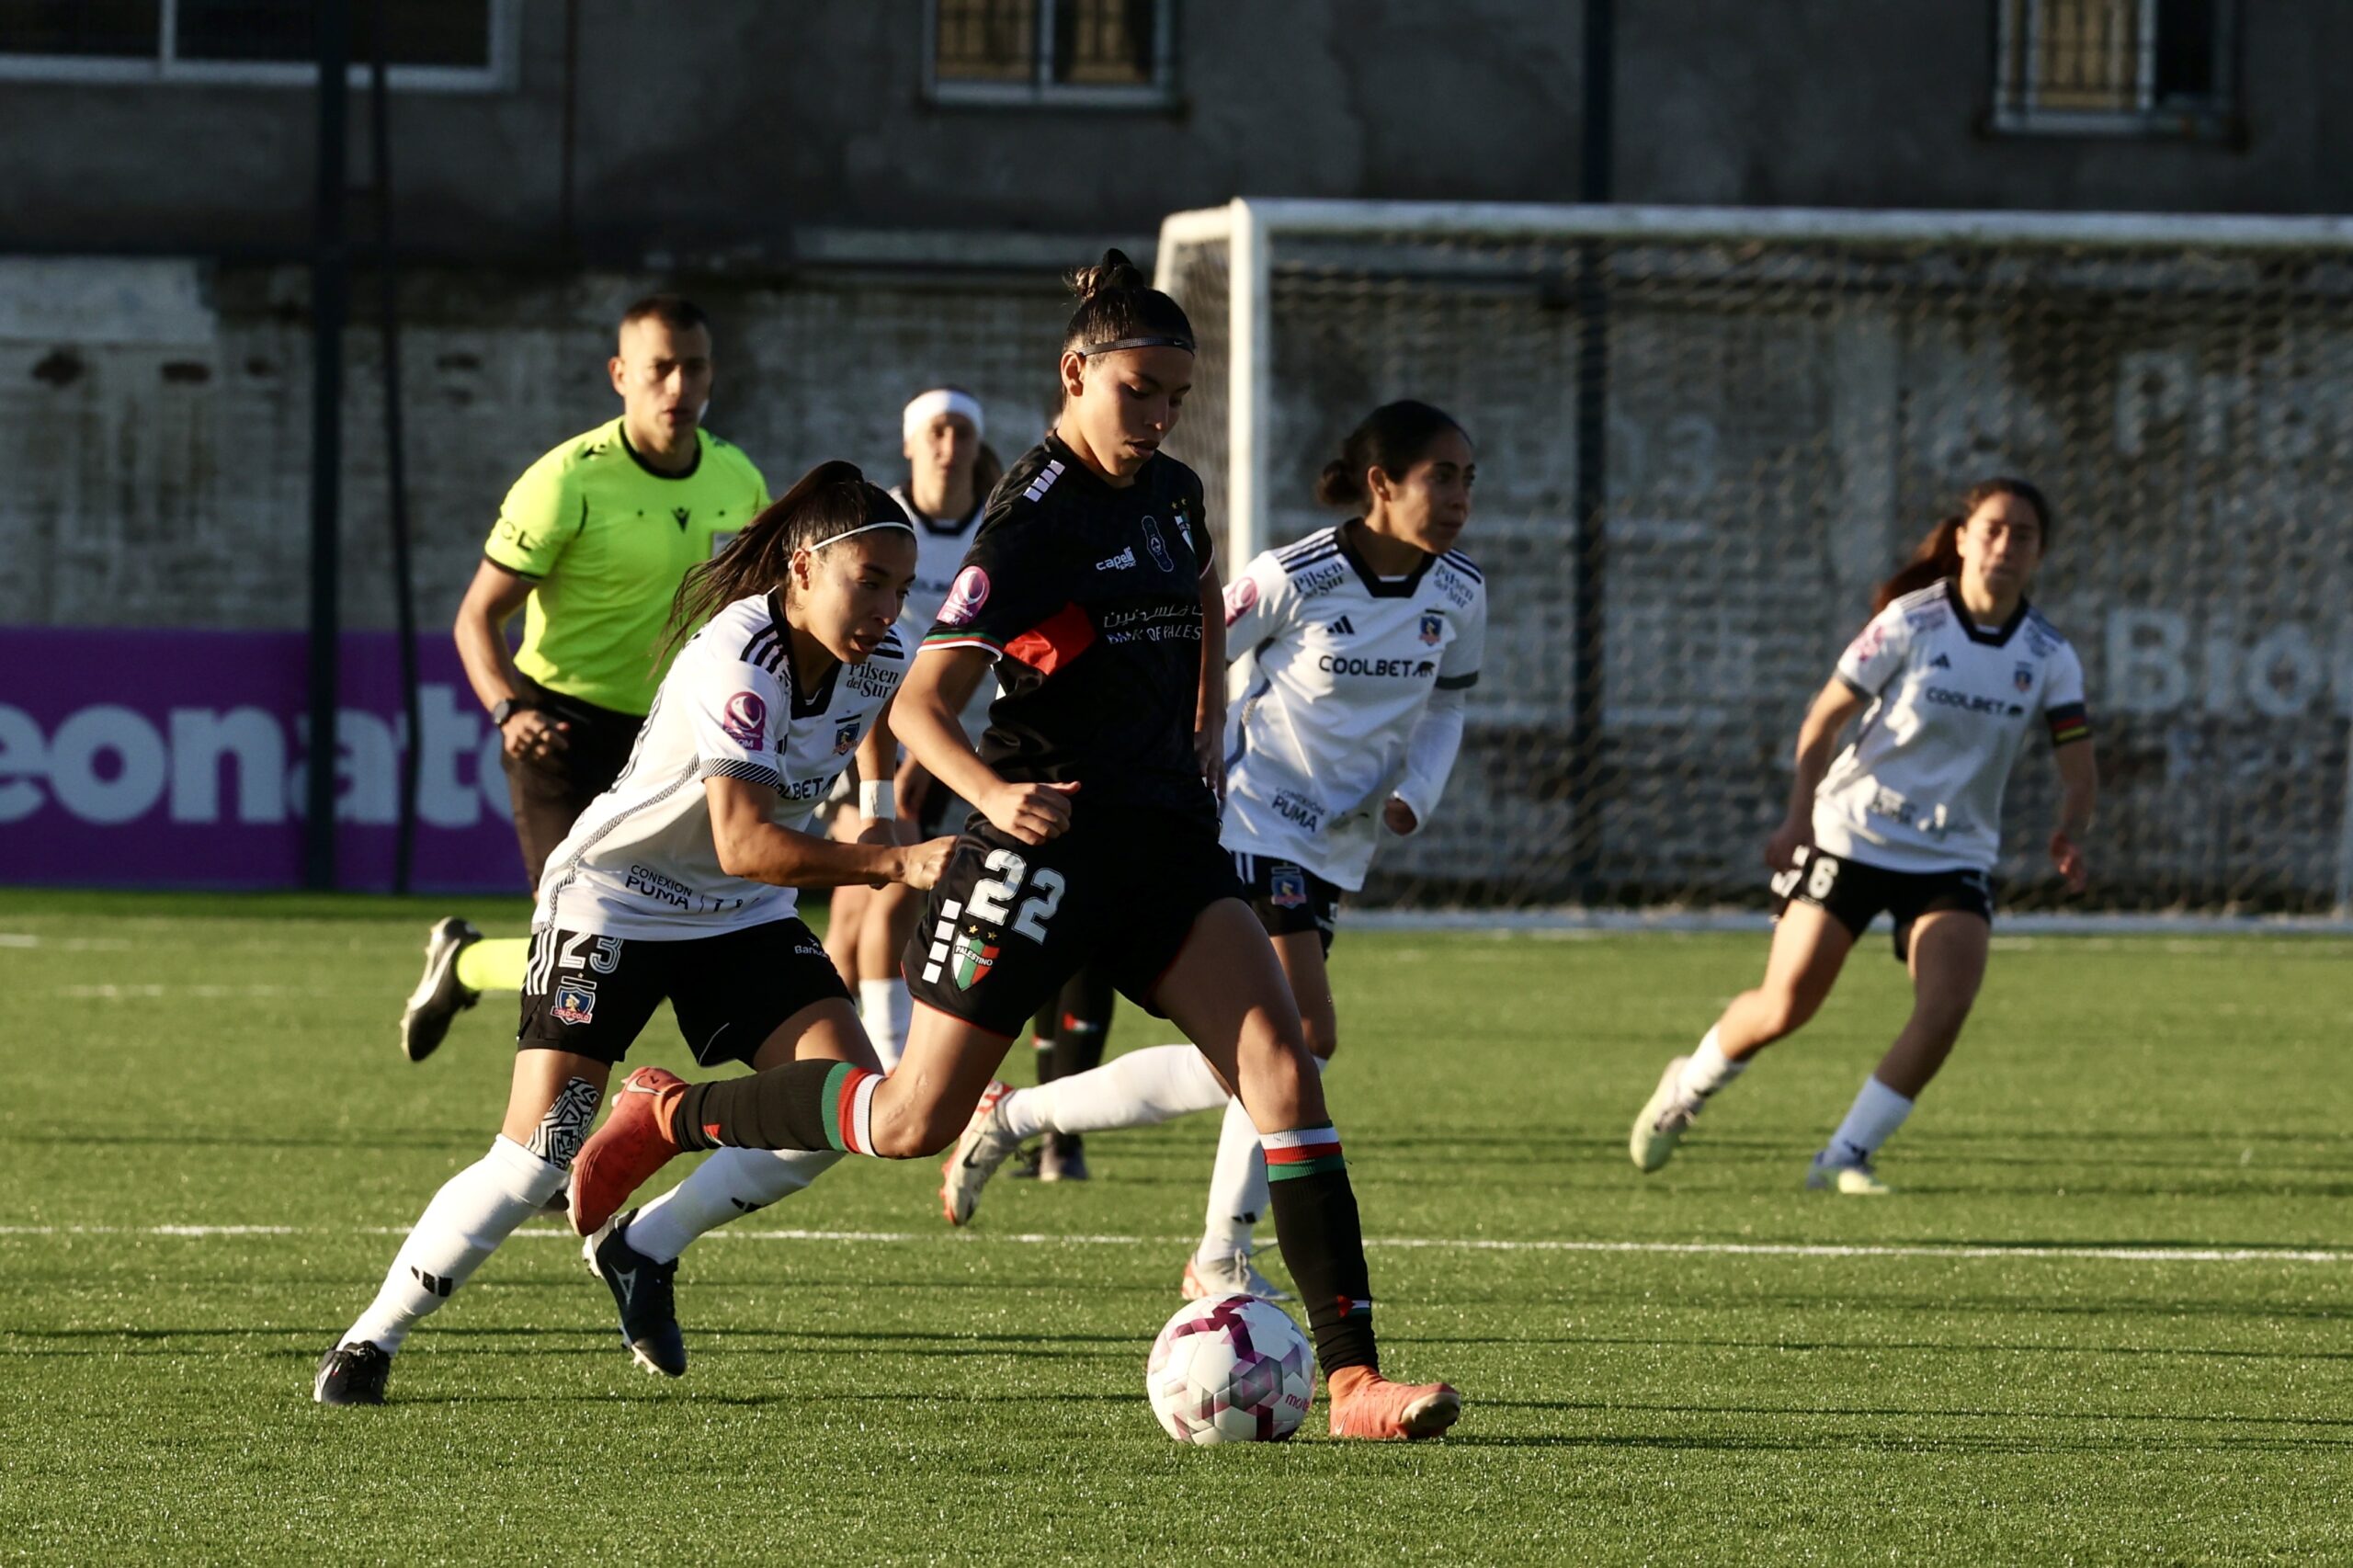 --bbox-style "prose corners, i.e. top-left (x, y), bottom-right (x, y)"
top-left (922, 433), bottom-right (1215, 823)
